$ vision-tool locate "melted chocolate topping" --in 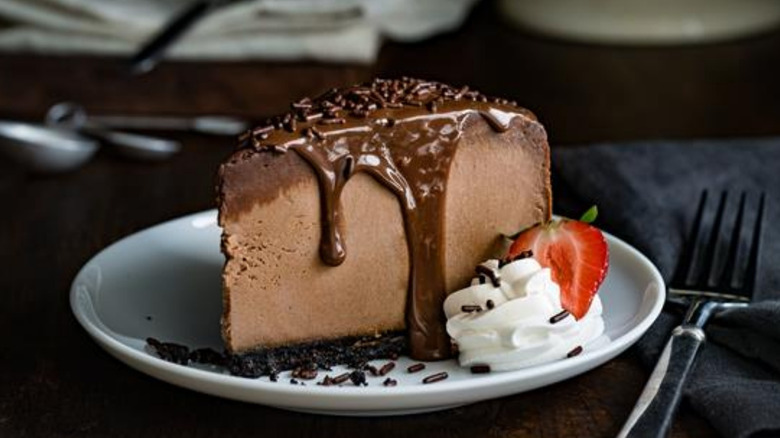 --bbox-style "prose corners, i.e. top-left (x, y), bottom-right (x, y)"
top-left (236, 78), bottom-right (534, 360)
